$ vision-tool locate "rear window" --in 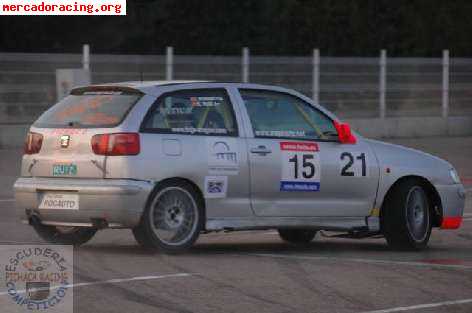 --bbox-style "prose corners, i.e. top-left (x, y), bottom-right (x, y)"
top-left (34, 92), bottom-right (141, 128)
